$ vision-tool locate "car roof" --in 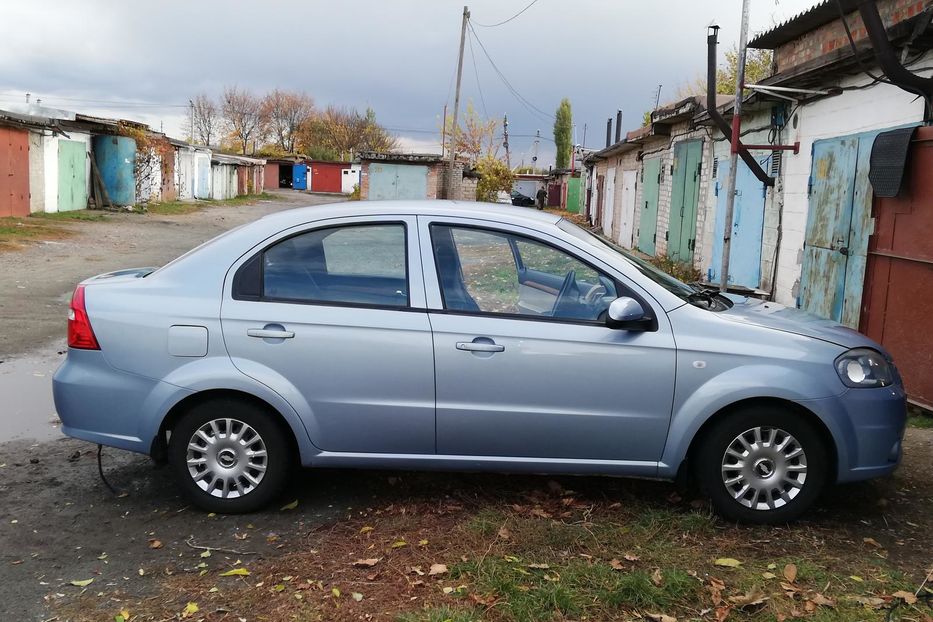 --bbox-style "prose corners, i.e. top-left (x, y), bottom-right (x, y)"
top-left (259, 199), bottom-right (563, 228)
